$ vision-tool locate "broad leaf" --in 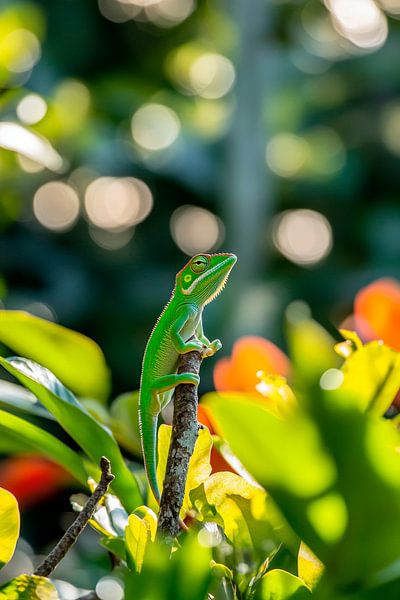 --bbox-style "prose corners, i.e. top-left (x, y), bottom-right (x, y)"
top-left (0, 380), bottom-right (52, 419)
top-left (340, 341), bottom-right (400, 416)
top-left (0, 409), bottom-right (87, 485)
top-left (0, 357), bottom-right (142, 511)
top-left (191, 471), bottom-right (278, 555)
top-left (204, 393), bottom-right (335, 501)
top-left (285, 307), bottom-right (340, 390)
top-left (0, 575), bottom-right (58, 599)
top-left (125, 532), bottom-right (212, 600)
top-left (125, 506), bottom-right (157, 572)
top-left (110, 391), bottom-right (142, 455)
top-left (261, 569), bottom-right (312, 599)
top-left (0, 310), bottom-right (110, 401)
top-left (0, 487), bottom-right (19, 571)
